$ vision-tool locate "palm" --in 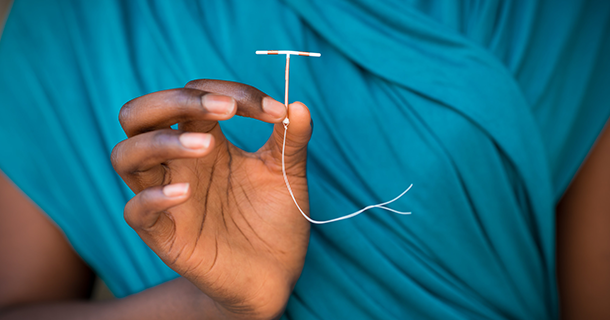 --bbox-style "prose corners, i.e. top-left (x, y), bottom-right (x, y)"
top-left (164, 133), bottom-right (310, 311)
